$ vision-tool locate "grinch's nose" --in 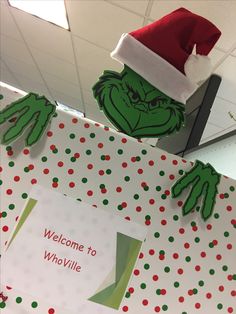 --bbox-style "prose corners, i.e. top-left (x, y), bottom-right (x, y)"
top-left (134, 103), bottom-right (149, 112)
